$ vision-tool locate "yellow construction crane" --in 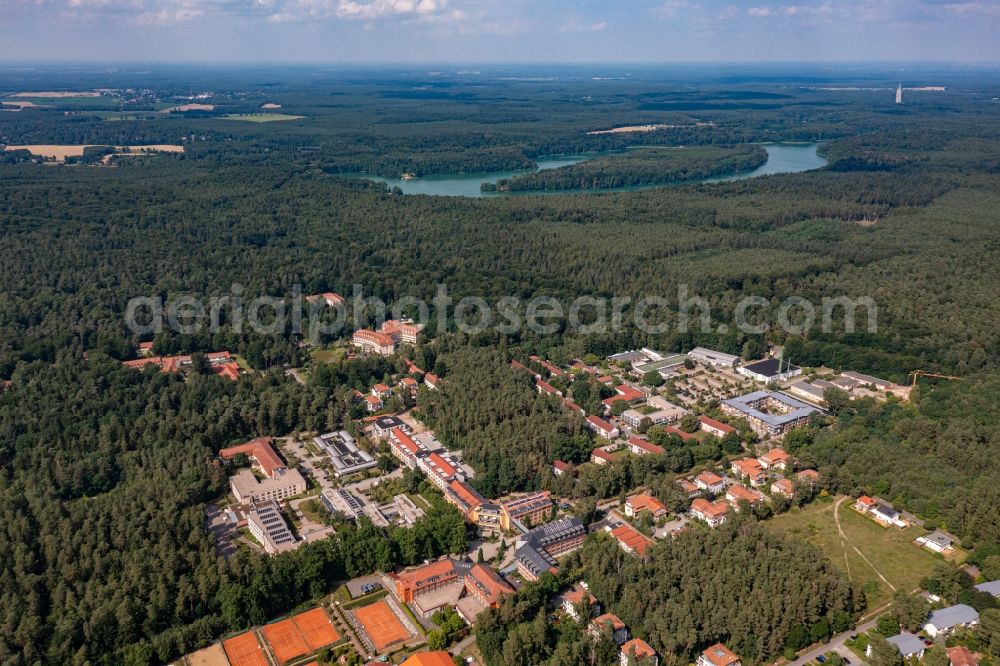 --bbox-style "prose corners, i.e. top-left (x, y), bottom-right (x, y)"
top-left (909, 370), bottom-right (963, 388)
